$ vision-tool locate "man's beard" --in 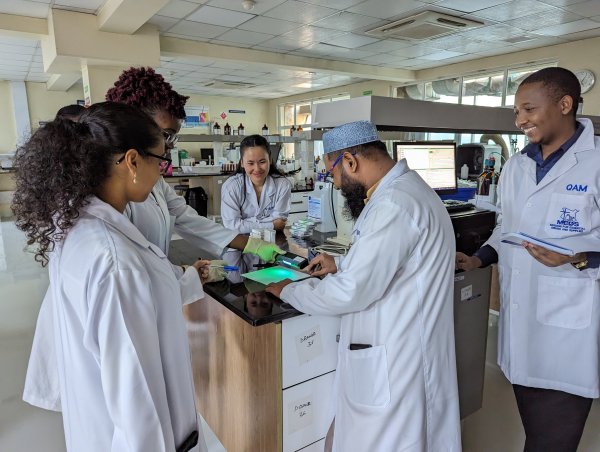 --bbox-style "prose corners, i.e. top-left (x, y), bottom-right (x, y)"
top-left (340, 168), bottom-right (367, 221)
